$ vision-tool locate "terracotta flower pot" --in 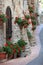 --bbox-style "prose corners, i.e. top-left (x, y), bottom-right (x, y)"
top-left (0, 52), bottom-right (7, 60)
top-left (4, 43), bottom-right (8, 46)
